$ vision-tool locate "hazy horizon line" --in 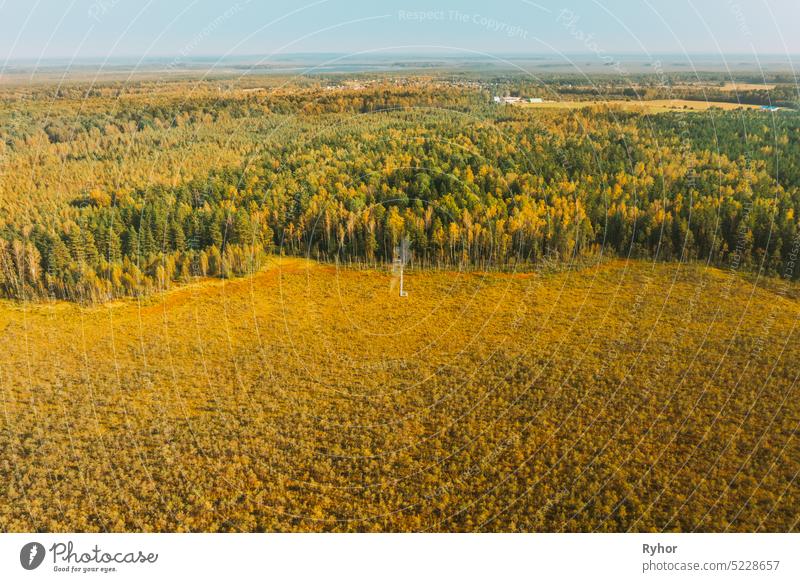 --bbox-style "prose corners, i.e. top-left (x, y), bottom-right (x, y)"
top-left (4, 51), bottom-right (800, 63)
